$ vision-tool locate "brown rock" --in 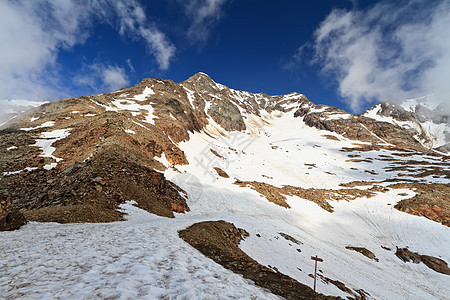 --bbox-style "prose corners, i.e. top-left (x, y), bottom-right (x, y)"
top-left (395, 247), bottom-right (450, 275)
top-left (0, 195), bottom-right (26, 231)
